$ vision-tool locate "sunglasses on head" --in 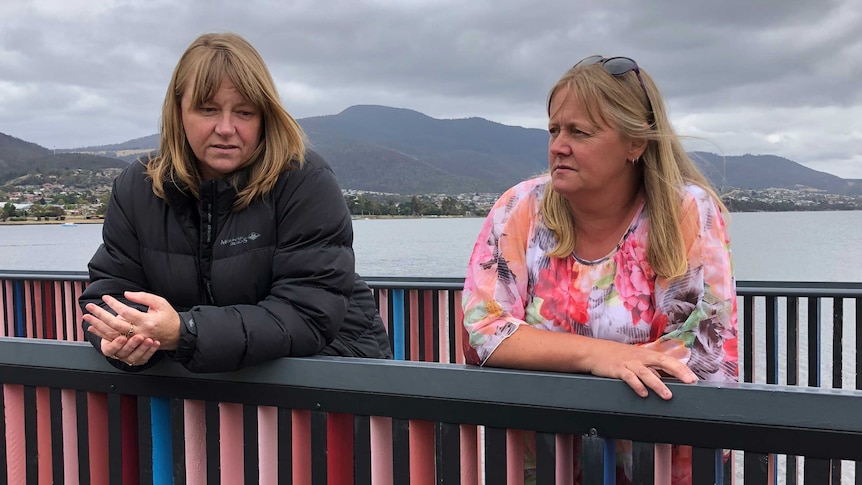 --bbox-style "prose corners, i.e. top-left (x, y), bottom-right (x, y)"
top-left (573, 55), bottom-right (654, 124)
